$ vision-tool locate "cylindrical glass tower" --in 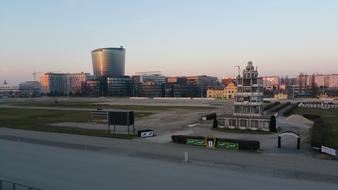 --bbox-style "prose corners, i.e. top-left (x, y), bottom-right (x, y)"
top-left (91, 47), bottom-right (125, 77)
